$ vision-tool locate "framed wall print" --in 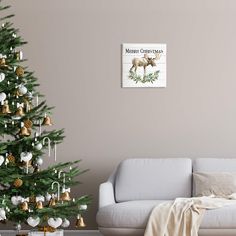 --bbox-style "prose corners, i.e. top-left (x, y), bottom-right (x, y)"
top-left (122, 43), bottom-right (166, 88)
